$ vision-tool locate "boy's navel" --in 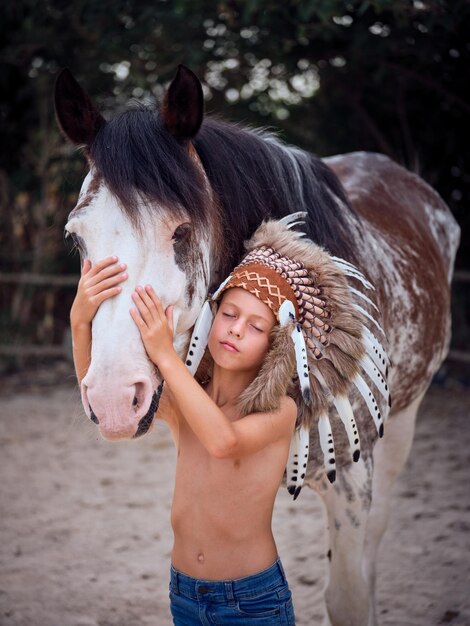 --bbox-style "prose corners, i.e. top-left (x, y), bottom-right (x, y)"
top-left (233, 459), bottom-right (241, 469)
top-left (197, 552), bottom-right (204, 563)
